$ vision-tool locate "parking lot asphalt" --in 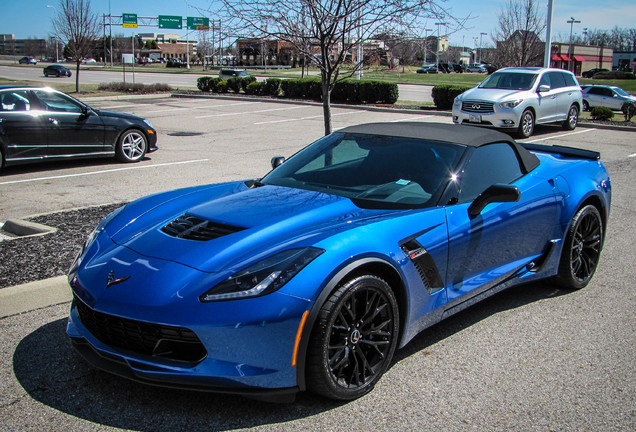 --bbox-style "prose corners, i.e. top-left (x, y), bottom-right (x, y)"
top-left (1, 95), bottom-right (635, 431)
